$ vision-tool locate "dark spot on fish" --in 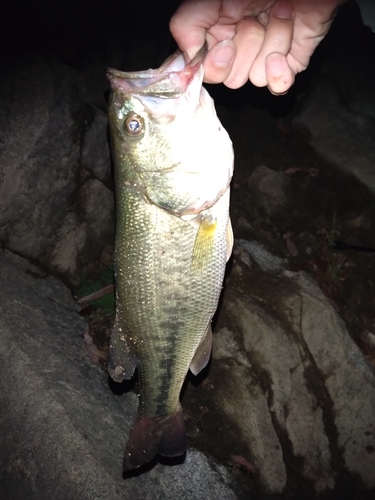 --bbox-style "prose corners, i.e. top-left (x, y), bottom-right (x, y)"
top-left (158, 319), bottom-right (185, 332)
top-left (154, 312), bottom-right (188, 414)
top-left (156, 362), bottom-right (174, 414)
top-left (365, 445), bottom-right (374, 454)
